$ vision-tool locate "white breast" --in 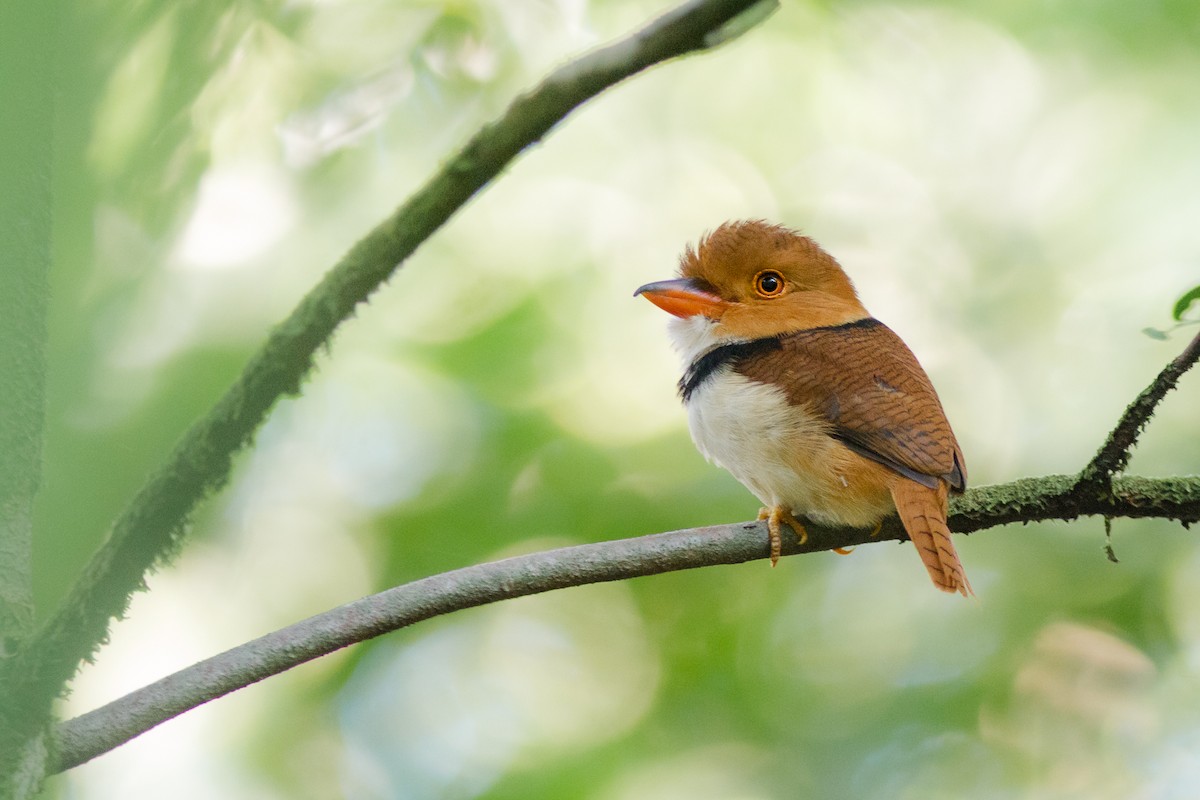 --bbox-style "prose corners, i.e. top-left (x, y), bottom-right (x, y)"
top-left (667, 317), bottom-right (825, 511)
top-left (686, 370), bottom-right (830, 508)
top-left (666, 316), bottom-right (889, 526)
